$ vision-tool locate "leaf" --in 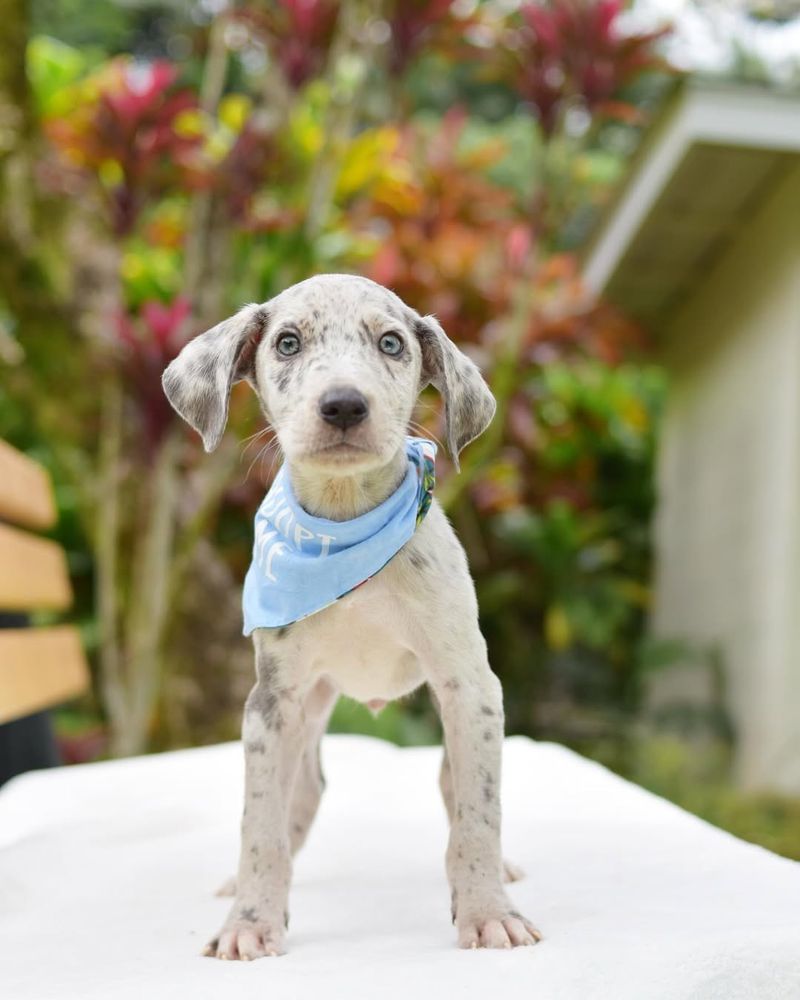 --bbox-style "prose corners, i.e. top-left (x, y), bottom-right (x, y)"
top-left (335, 126), bottom-right (400, 202)
top-left (27, 36), bottom-right (89, 116)
top-left (218, 93), bottom-right (252, 134)
top-left (545, 603), bottom-right (572, 650)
